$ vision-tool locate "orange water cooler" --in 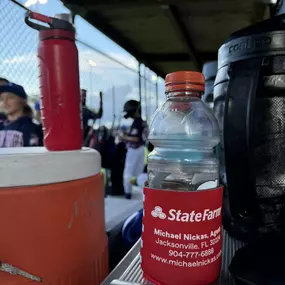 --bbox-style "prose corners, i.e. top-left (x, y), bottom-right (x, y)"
top-left (0, 147), bottom-right (108, 284)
